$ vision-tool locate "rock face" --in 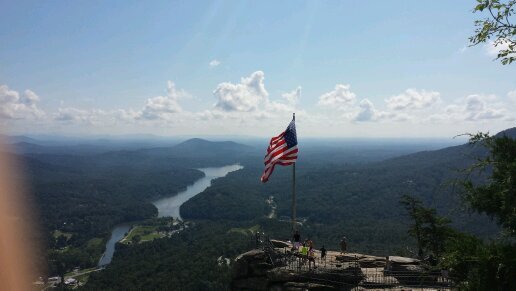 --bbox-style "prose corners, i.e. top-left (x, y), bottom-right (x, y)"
top-left (231, 249), bottom-right (363, 291)
top-left (336, 253), bottom-right (387, 268)
top-left (231, 243), bottom-right (445, 291)
top-left (233, 250), bottom-right (275, 279)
